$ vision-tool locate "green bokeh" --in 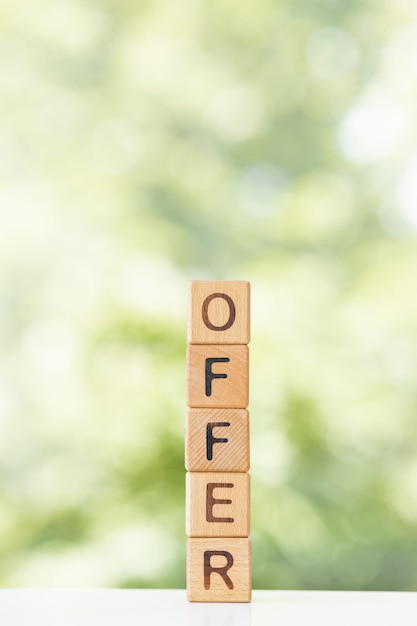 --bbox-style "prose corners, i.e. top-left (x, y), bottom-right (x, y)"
top-left (1, 0), bottom-right (417, 590)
